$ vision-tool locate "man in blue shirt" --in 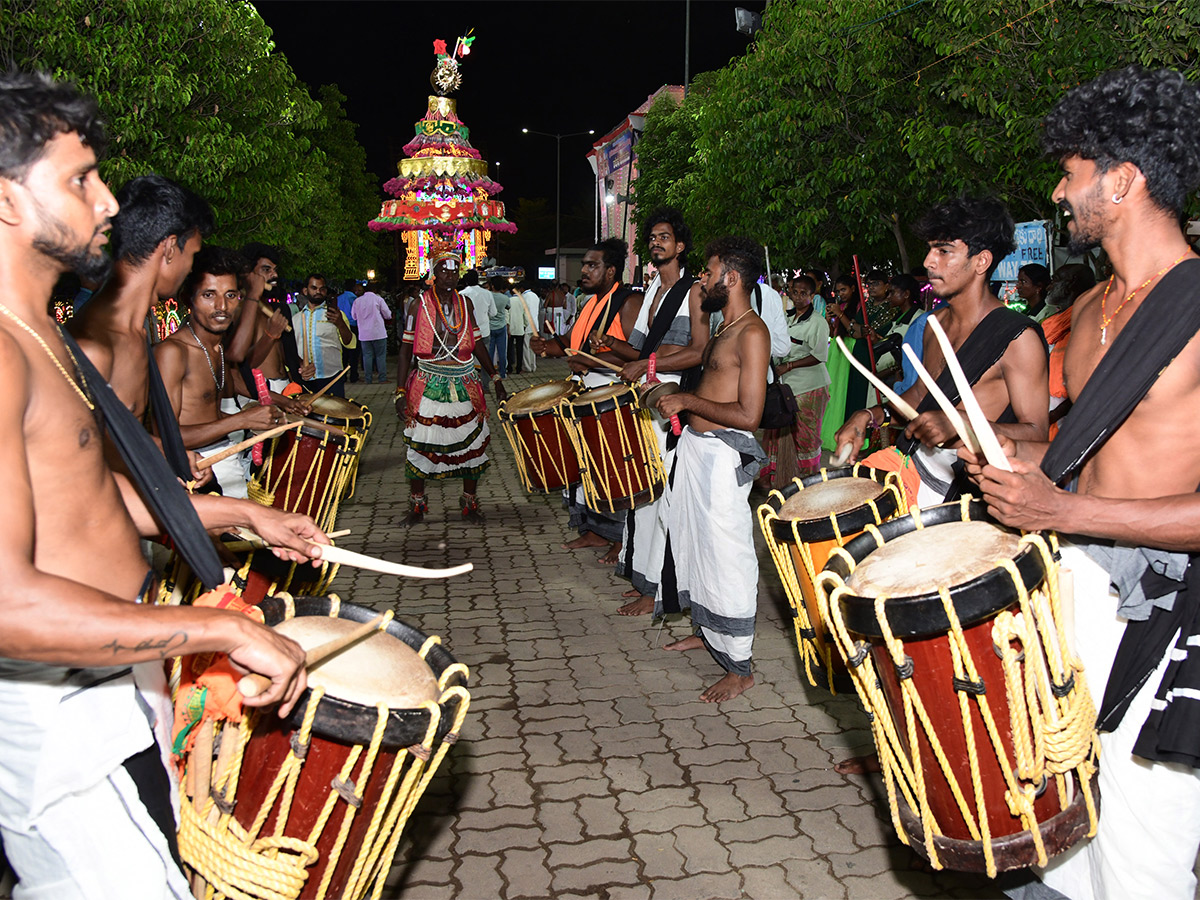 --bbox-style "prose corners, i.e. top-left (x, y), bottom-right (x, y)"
top-left (335, 282), bottom-right (360, 382)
